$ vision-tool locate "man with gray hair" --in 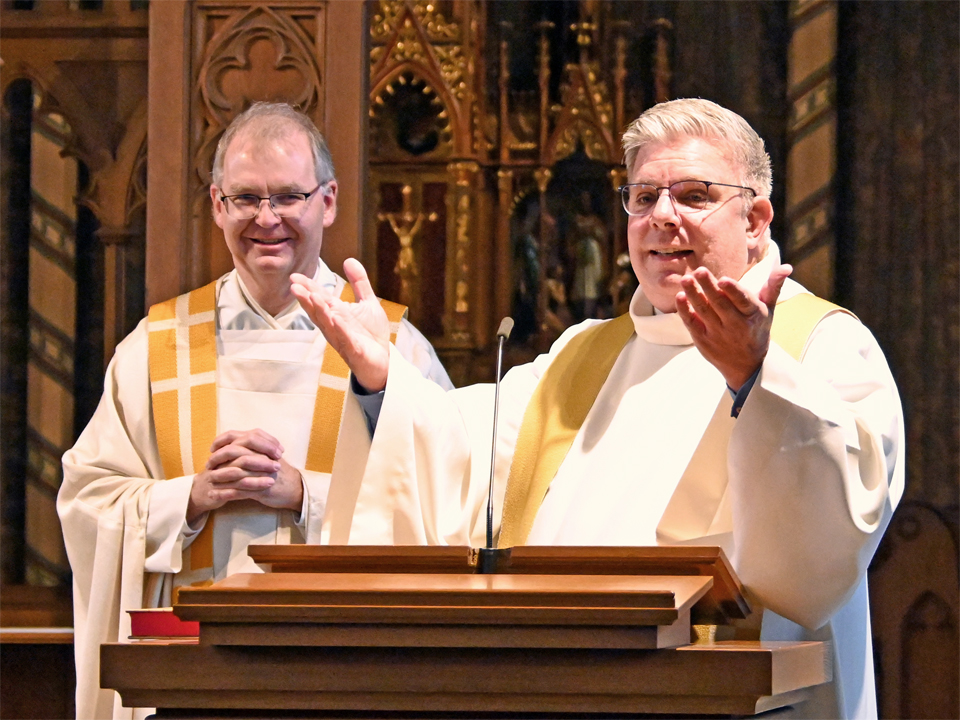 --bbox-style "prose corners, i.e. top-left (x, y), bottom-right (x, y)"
top-left (59, 102), bottom-right (451, 719)
top-left (293, 98), bottom-right (904, 720)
